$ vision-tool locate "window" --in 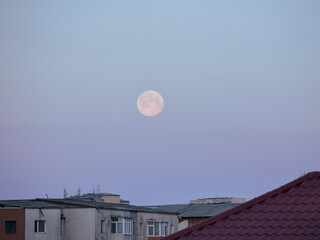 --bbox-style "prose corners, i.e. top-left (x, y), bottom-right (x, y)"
top-left (5, 221), bottom-right (16, 234)
top-left (101, 220), bottom-right (106, 233)
top-left (111, 217), bottom-right (133, 235)
top-left (34, 220), bottom-right (46, 233)
top-left (147, 222), bottom-right (168, 236)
